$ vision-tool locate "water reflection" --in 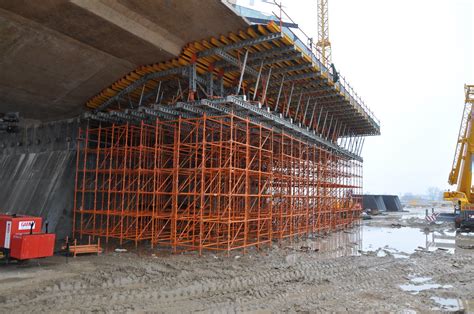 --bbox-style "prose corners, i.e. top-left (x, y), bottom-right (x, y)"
top-left (362, 226), bottom-right (427, 254)
top-left (287, 224), bottom-right (362, 258)
top-left (297, 222), bottom-right (474, 258)
top-left (362, 226), bottom-right (474, 256)
top-left (314, 226), bottom-right (362, 259)
top-left (400, 283), bottom-right (452, 295)
top-left (111, 212), bottom-right (474, 258)
top-left (431, 296), bottom-right (463, 311)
